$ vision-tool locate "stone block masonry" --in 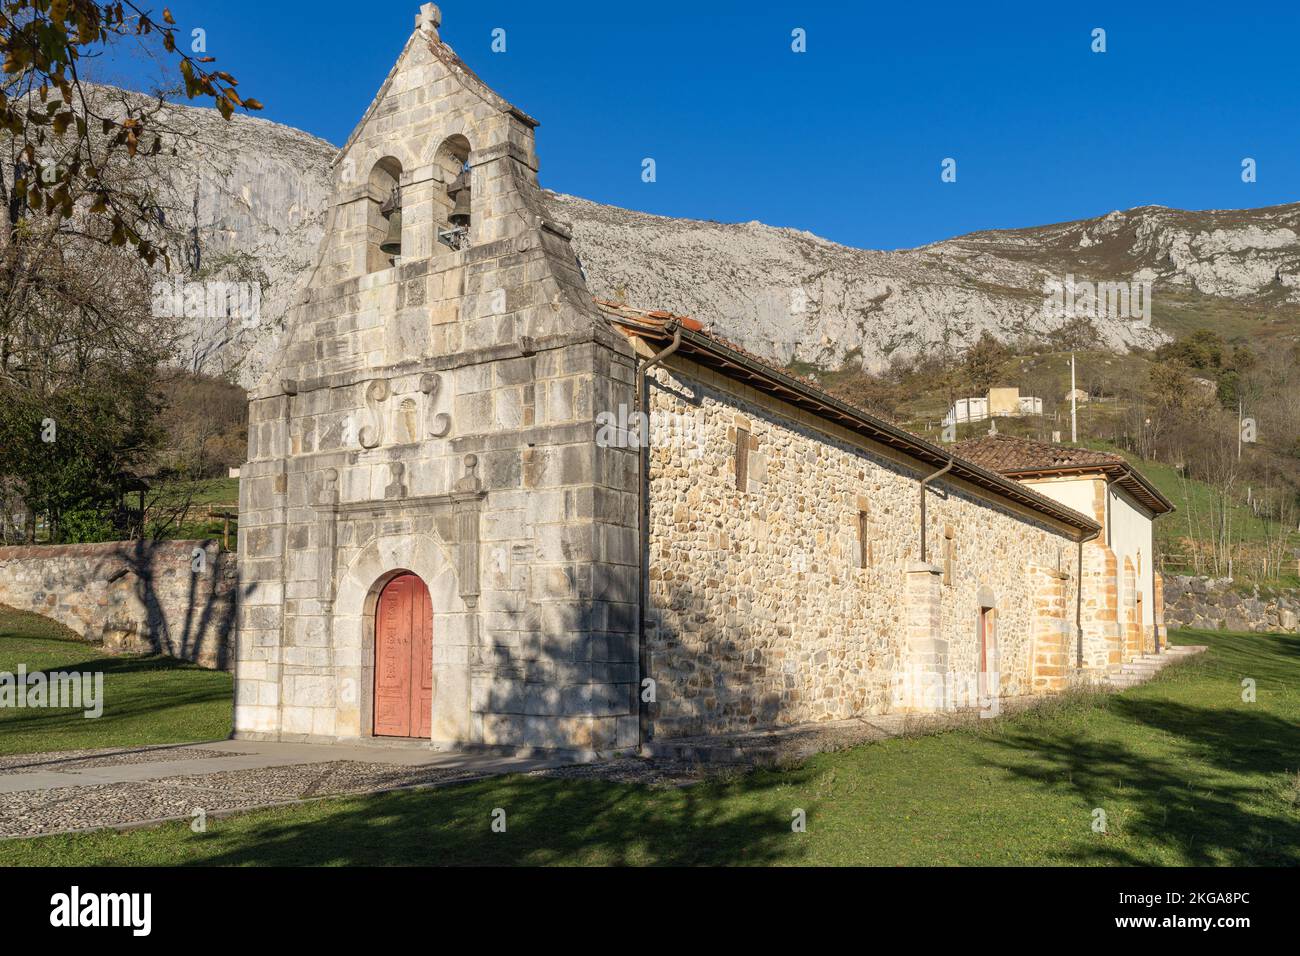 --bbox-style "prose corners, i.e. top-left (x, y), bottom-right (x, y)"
top-left (233, 6), bottom-right (640, 753)
top-left (0, 540), bottom-right (239, 669)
